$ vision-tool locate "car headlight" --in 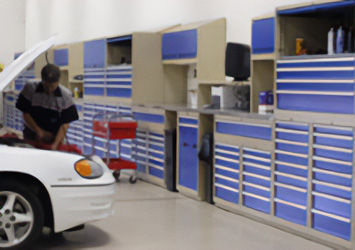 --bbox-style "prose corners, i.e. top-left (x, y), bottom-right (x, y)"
top-left (74, 159), bottom-right (104, 179)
